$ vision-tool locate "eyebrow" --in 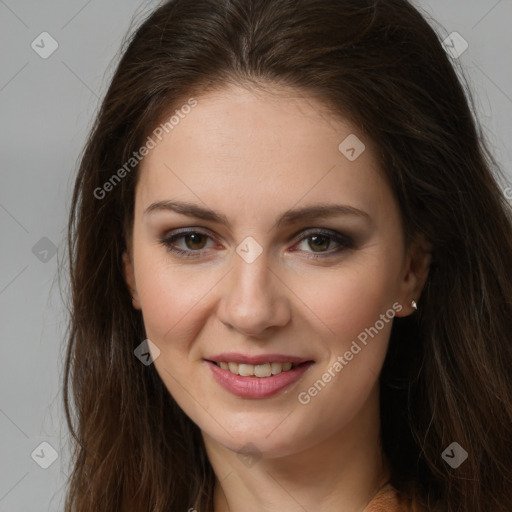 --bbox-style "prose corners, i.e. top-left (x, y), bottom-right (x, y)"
top-left (143, 200), bottom-right (371, 228)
